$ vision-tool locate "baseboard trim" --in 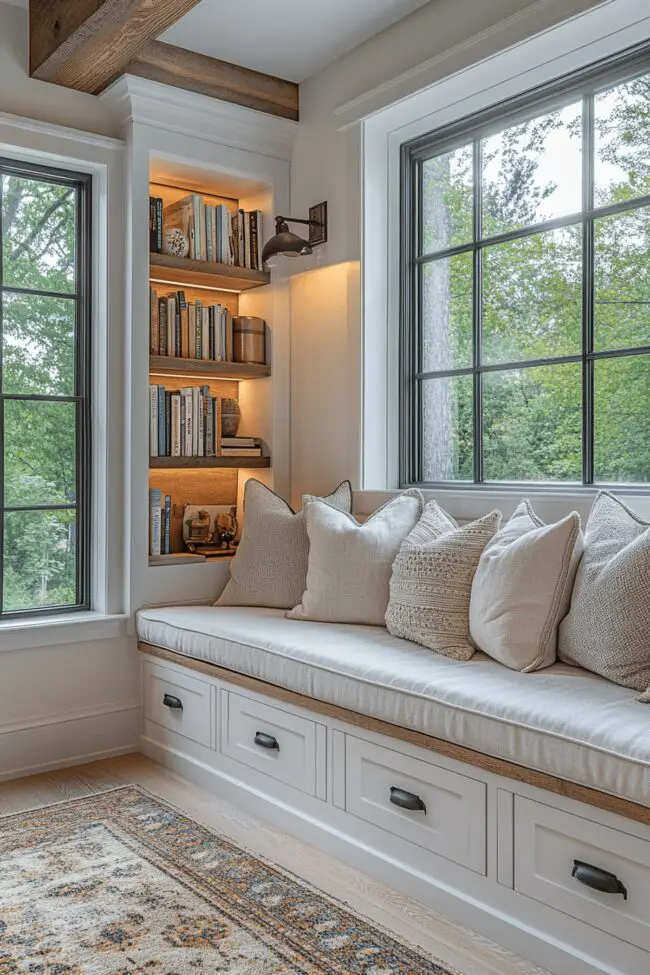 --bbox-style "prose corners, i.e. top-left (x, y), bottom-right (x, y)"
top-left (141, 735), bottom-right (611, 975)
top-left (1, 706), bottom-right (140, 780)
